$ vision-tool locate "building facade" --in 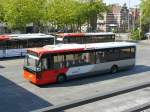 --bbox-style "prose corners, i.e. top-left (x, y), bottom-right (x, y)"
top-left (129, 7), bottom-right (140, 31)
top-left (98, 3), bottom-right (129, 32)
